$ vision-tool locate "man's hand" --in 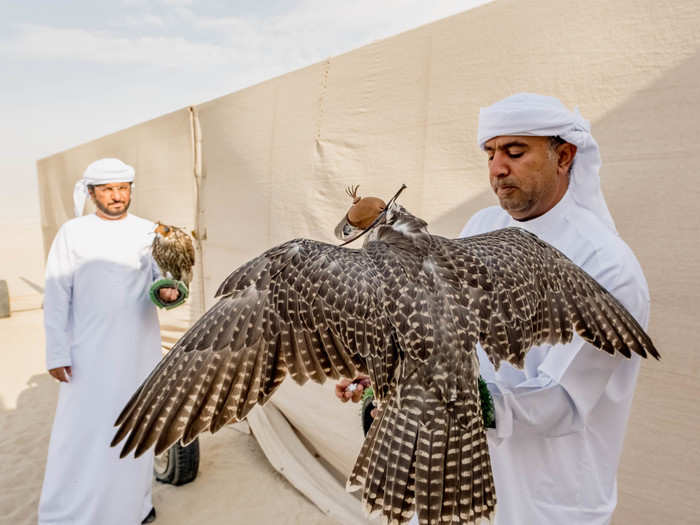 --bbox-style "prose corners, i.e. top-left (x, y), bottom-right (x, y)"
top-left (335, 375), bottom-right (371, 403)
top-left (158, 287), bottom-right (179, 303)
top-left (49, 366), bottom-right (72, 383)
